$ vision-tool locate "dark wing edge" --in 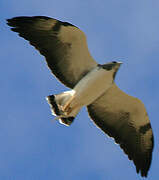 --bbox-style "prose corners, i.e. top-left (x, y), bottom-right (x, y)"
top-left (7, 16), bottom-right (97, 88)
top-left (87, 84), bottom-right (154, 177)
